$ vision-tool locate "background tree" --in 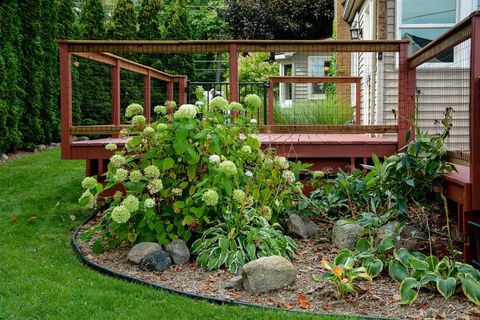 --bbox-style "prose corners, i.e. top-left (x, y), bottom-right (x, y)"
top-left (78, 0), bottom-right (105, 39)
top-left (107, 0), bottom-right (137, 40)
top-left (219, 0), bottom-right (334, 40)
